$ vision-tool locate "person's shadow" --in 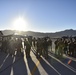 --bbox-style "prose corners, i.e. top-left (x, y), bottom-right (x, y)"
top-left (37, 57), bottom-right (59, 75)
top-left (27, 57), bottom-right (40, 75)
top-left (0, 52), bottom-right (9, 67)
top-left (12, 55), bottom-right (28, 75)
top-left (0, 54), bottom-right (13, 75)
